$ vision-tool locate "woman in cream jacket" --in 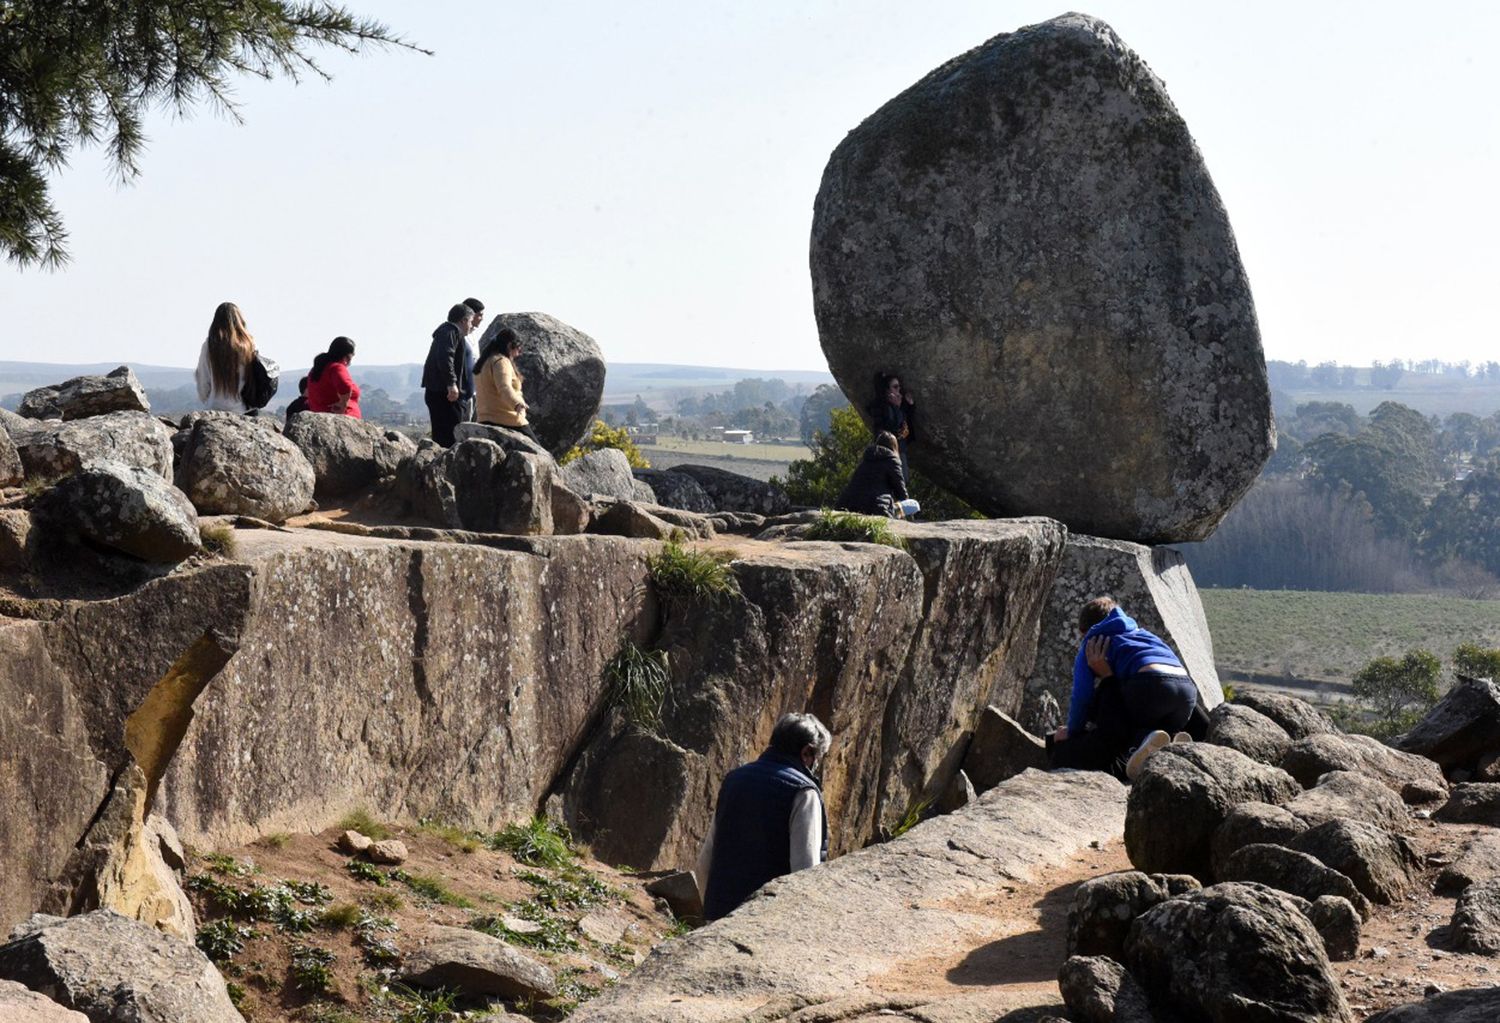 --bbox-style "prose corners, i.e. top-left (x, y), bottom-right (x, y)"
top-left (474, 328), bottom-right (539, 443)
